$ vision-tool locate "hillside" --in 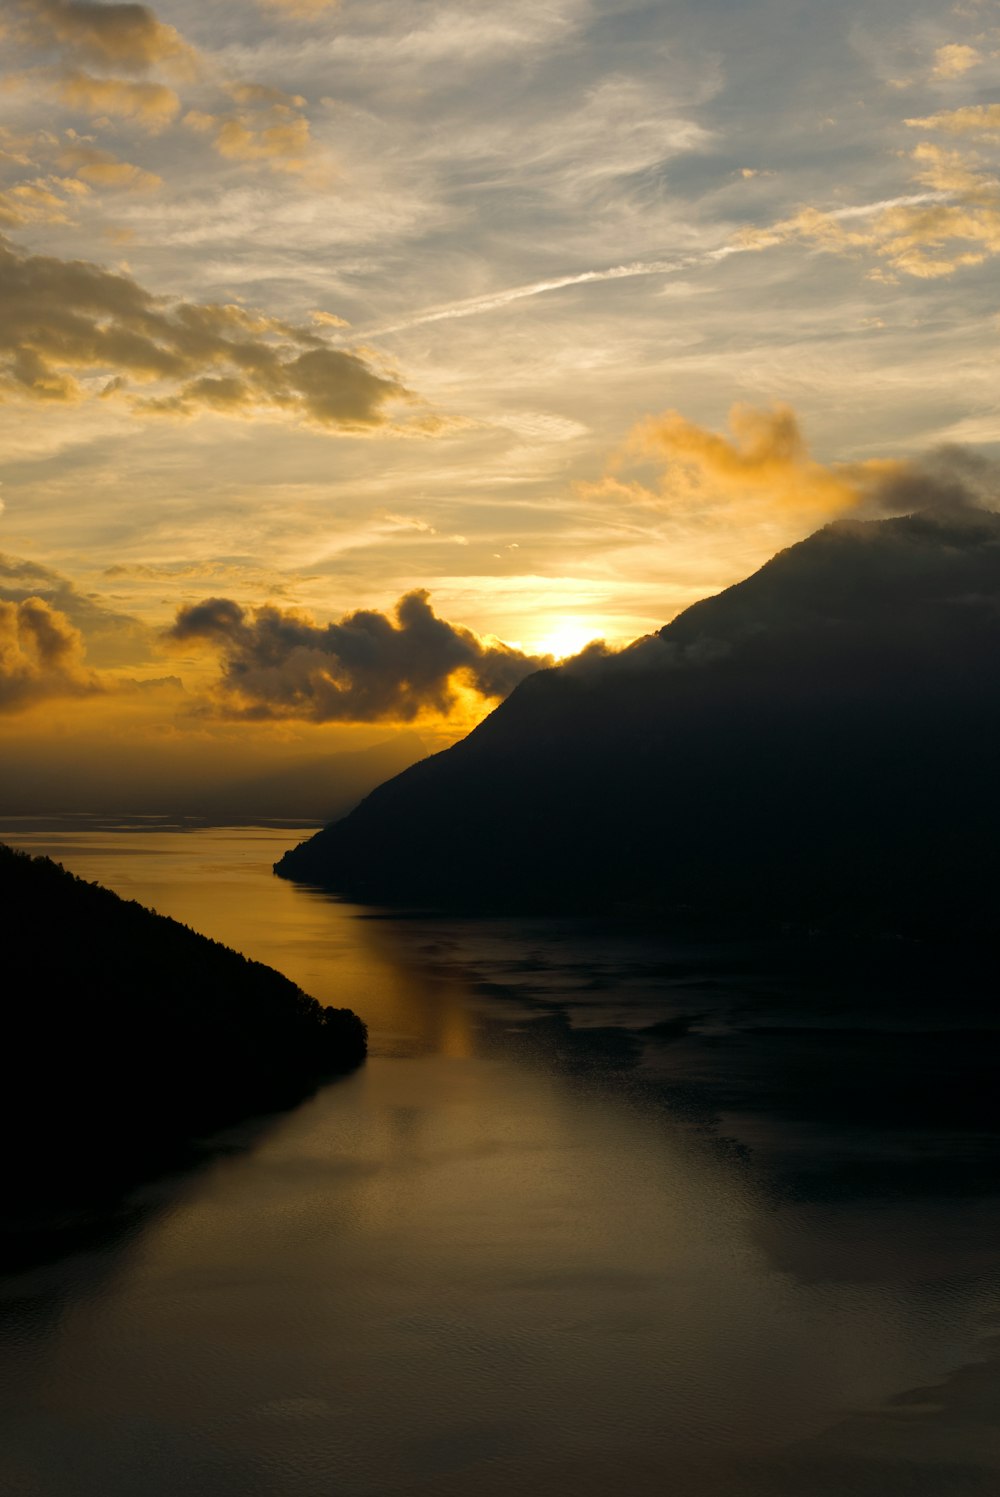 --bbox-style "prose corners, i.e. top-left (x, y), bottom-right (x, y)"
top-left (275, 504), bottom-right (1000, 936)
top-left (1, 844), bottom-right (367, 1200)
